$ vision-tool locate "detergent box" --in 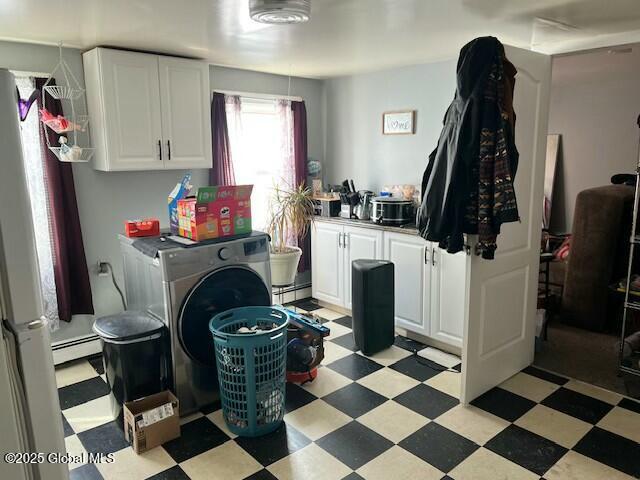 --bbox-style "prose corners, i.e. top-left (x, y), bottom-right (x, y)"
top-left (177, 185), bottom-right (253, 241)
top-left (168, 173), bottom-right (193, 234)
